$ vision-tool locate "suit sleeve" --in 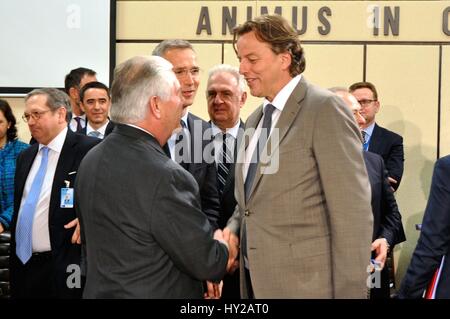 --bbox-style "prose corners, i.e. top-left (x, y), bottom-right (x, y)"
top-left (200, 162), bottom-right (221, 230)
top-left (151, 168), bottom-right (228, 282)
top-left (378, 157), bottom-right (406, 246)
top-left (386, 134), bottom-right (404, 191)
top-left (313, 94), bottom-right (373, 298)
top-left (398, 157), bottom-right (450, 298)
